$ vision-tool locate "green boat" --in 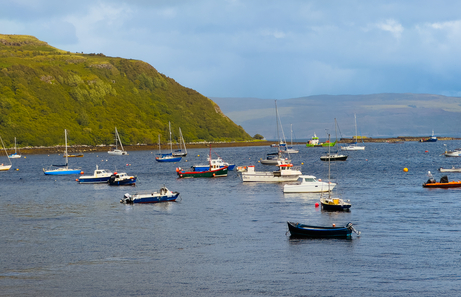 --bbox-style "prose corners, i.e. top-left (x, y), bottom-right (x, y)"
top-left (306, 133), bottom-right (336, 147)
top-left (176, 165), bottom-right (228, 178)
